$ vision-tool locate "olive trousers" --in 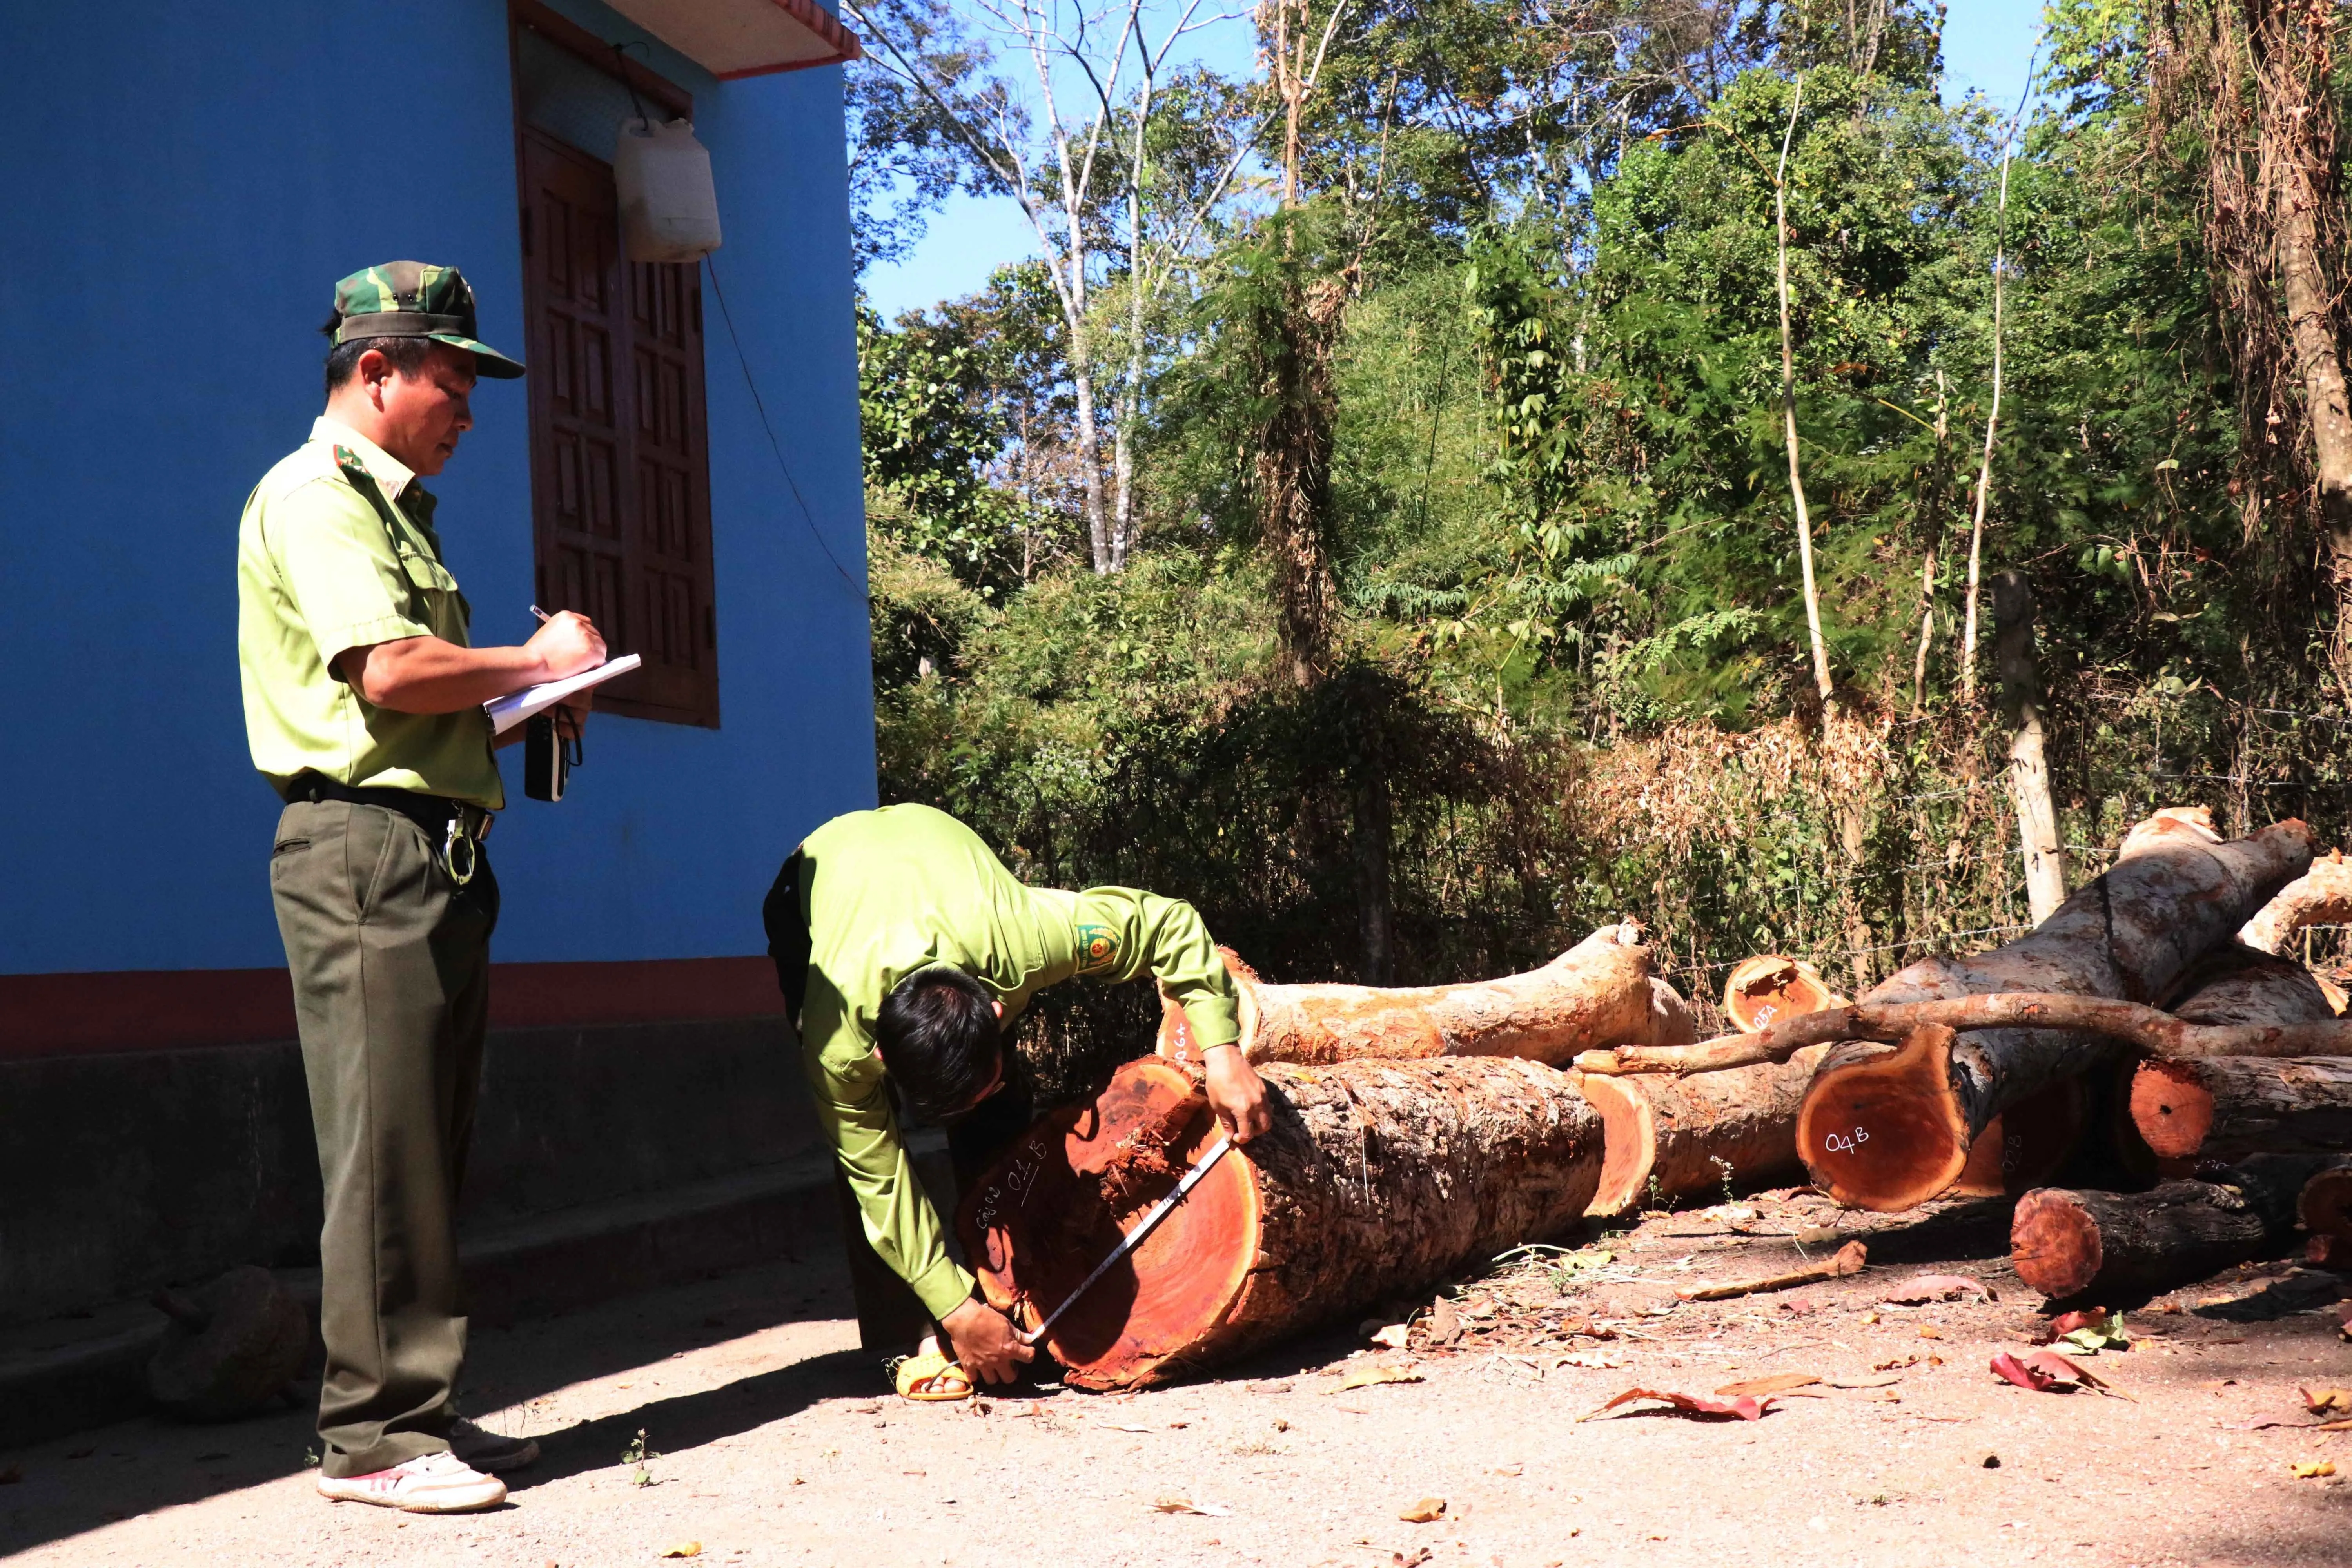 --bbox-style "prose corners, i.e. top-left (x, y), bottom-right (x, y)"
top-left (269, 799), bottom-right (498, 1478)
